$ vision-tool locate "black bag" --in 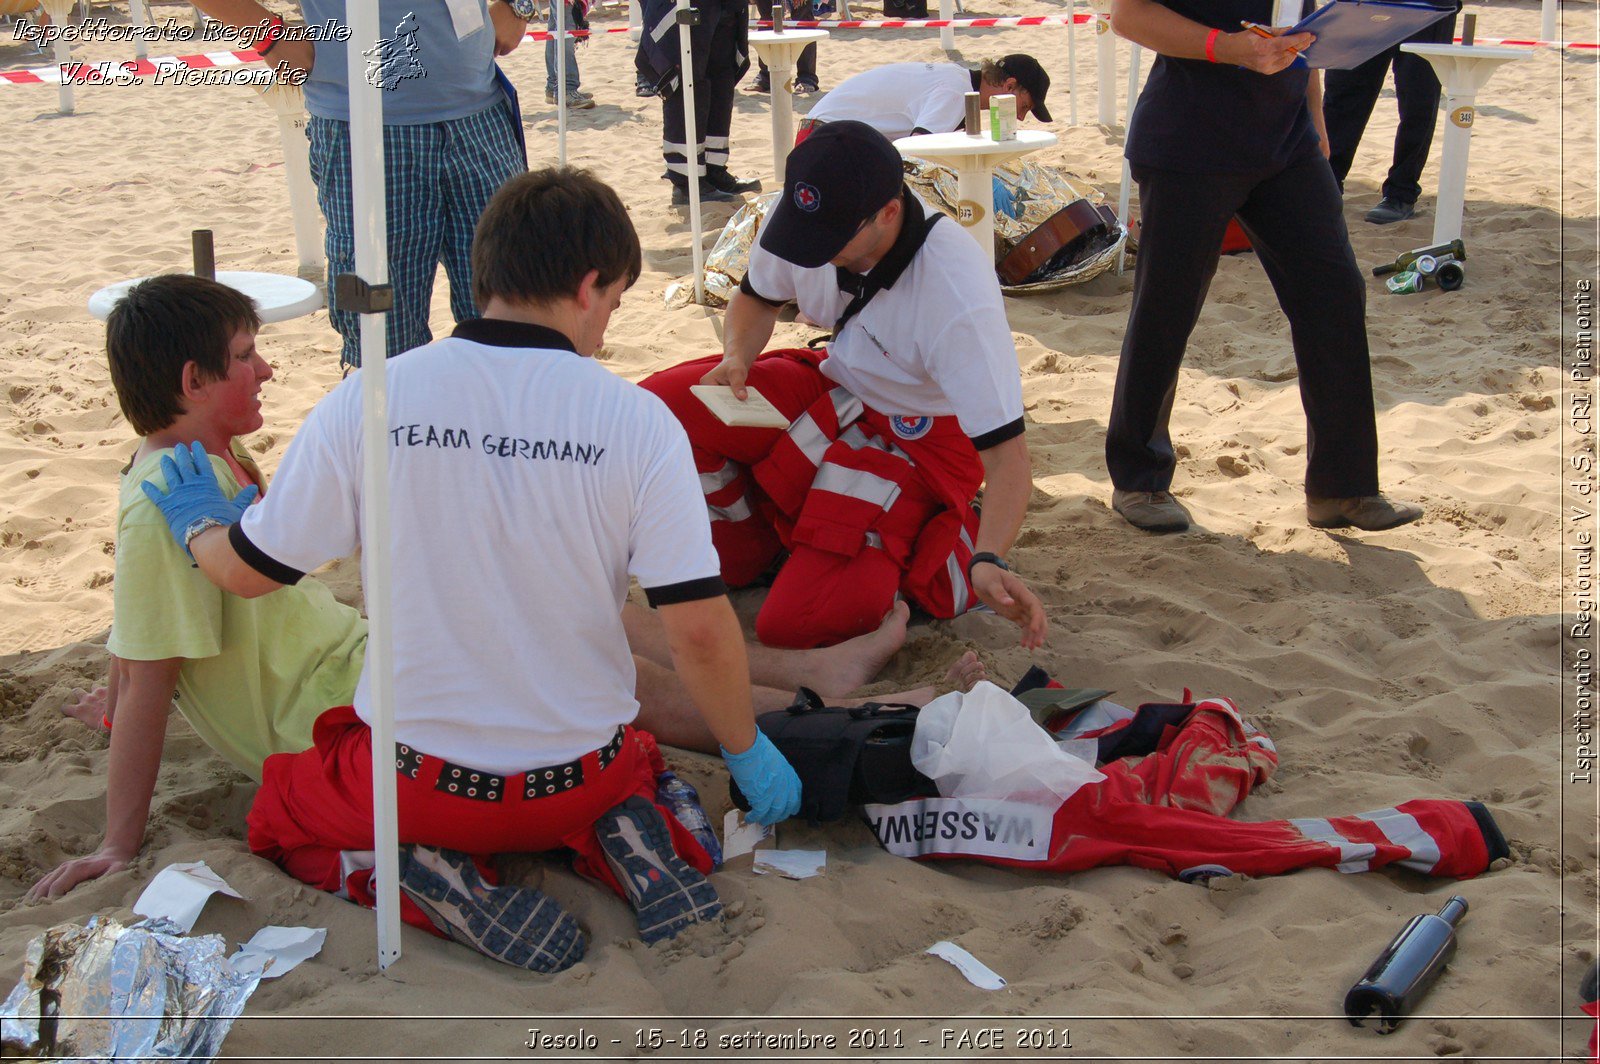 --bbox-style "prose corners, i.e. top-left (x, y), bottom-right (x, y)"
top-left (730, 688), bottom-right (936, 823)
